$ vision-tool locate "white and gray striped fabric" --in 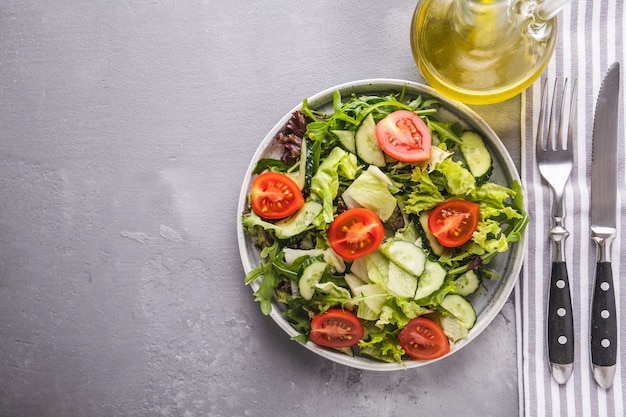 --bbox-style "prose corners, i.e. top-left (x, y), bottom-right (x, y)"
top-left (517, 1), bottom-right (625, 416)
